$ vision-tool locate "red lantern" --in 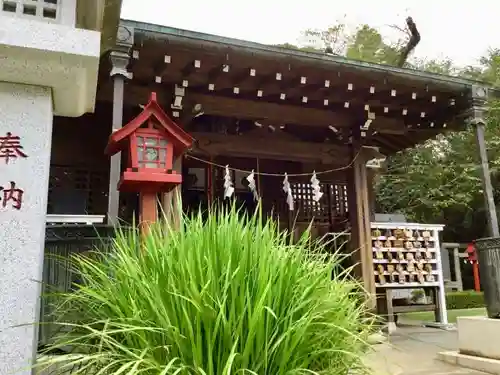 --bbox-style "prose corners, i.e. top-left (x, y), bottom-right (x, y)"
top-left (105, 92), bottom-right (194, 227)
